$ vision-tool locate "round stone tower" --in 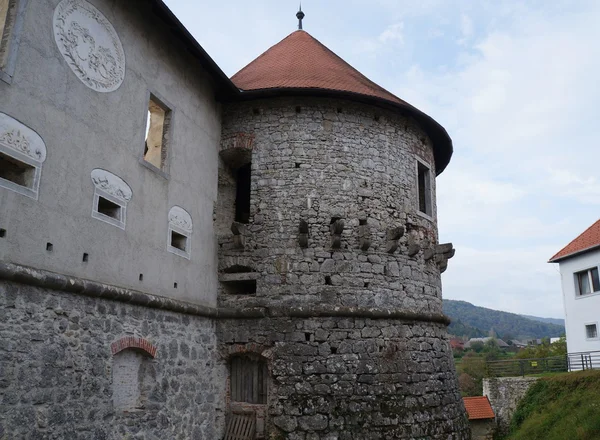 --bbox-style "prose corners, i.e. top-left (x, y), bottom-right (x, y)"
top-left (216, 28), bottom-right (469, 439)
